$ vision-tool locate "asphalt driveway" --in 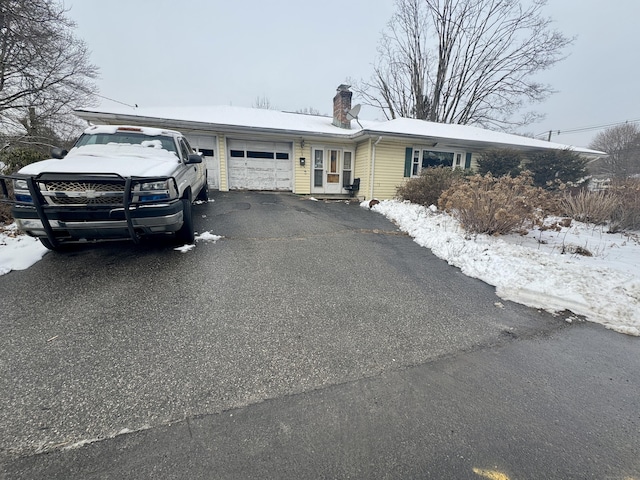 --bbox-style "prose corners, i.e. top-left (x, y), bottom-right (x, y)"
top-left (1, 191), bottom-right (638, 479)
